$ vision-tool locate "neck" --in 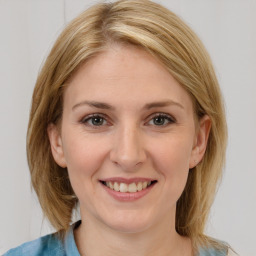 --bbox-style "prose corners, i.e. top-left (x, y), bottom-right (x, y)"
top-left (74, 210), bottom-right (192, 256)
